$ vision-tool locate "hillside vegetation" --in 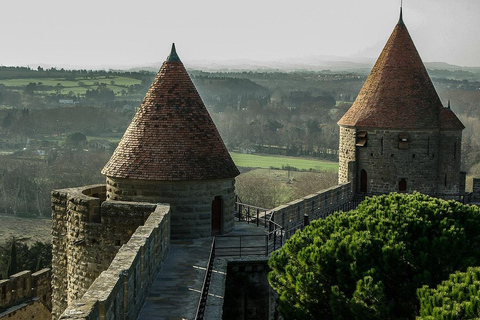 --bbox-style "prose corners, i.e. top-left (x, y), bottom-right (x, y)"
top-left (0, 65), bottom-right (479, 216)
